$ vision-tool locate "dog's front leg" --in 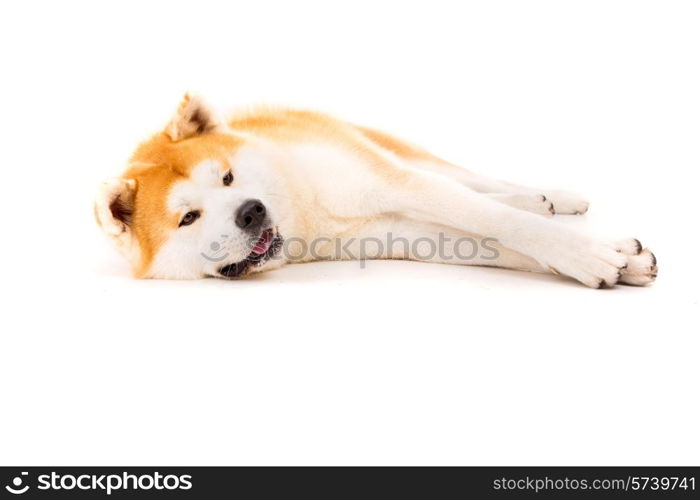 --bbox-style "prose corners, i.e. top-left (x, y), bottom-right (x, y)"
top-left (386, 171), bottom-right (652, 288)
